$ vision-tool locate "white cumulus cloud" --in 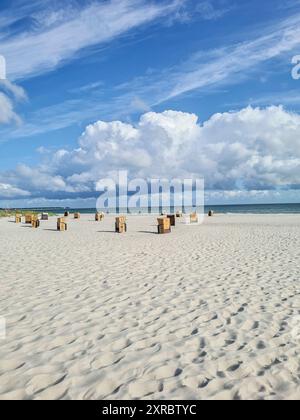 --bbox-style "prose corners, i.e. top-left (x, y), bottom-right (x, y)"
top-left (0, 183), bottom-right (30, 198)
top-left (2, 106), bottom-right (300, 200)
